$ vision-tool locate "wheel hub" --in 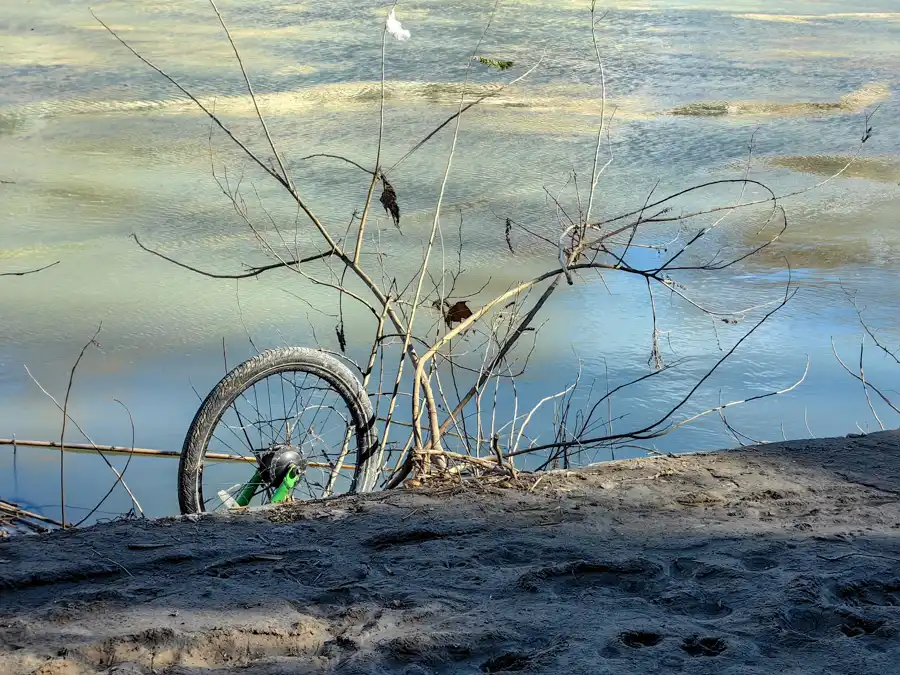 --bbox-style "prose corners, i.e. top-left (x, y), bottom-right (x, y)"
top-left (258, 444), bottom-right (306, 488)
